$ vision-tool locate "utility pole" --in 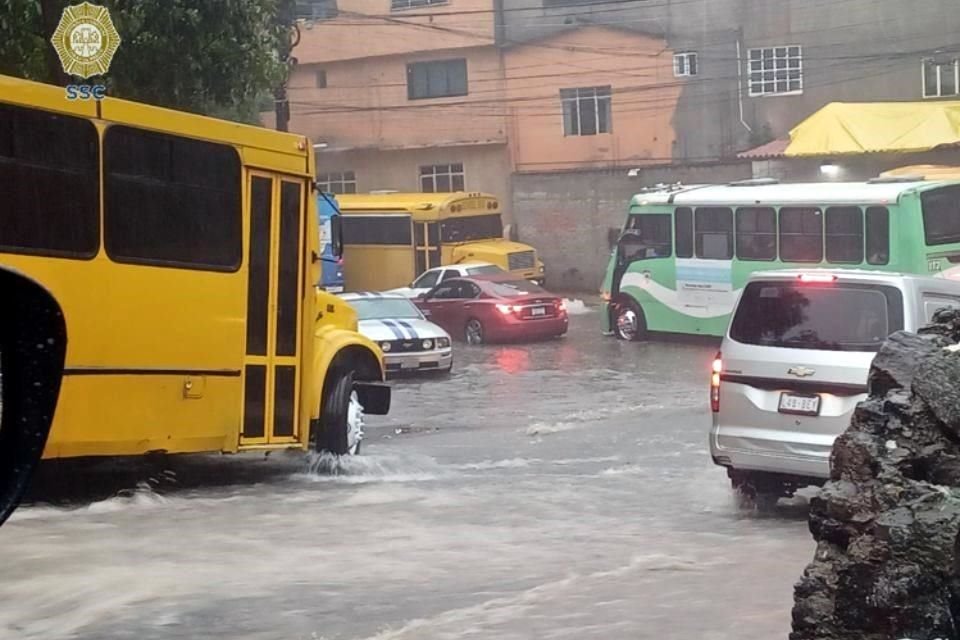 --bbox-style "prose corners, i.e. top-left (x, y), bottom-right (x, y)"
top-left (274, 0), bottom-right (298, 132)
